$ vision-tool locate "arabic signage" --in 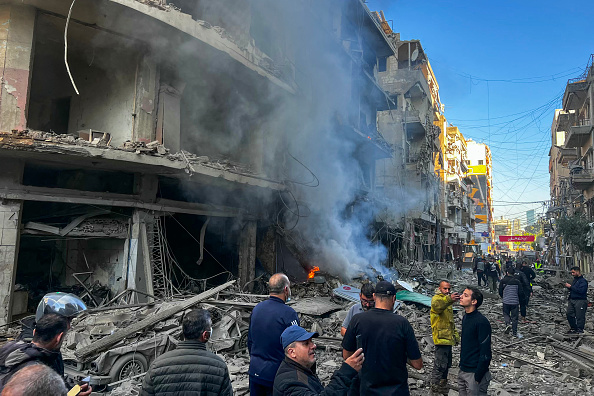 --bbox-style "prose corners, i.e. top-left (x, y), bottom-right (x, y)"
top-left (498, 235), bottom-right (535, 243)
